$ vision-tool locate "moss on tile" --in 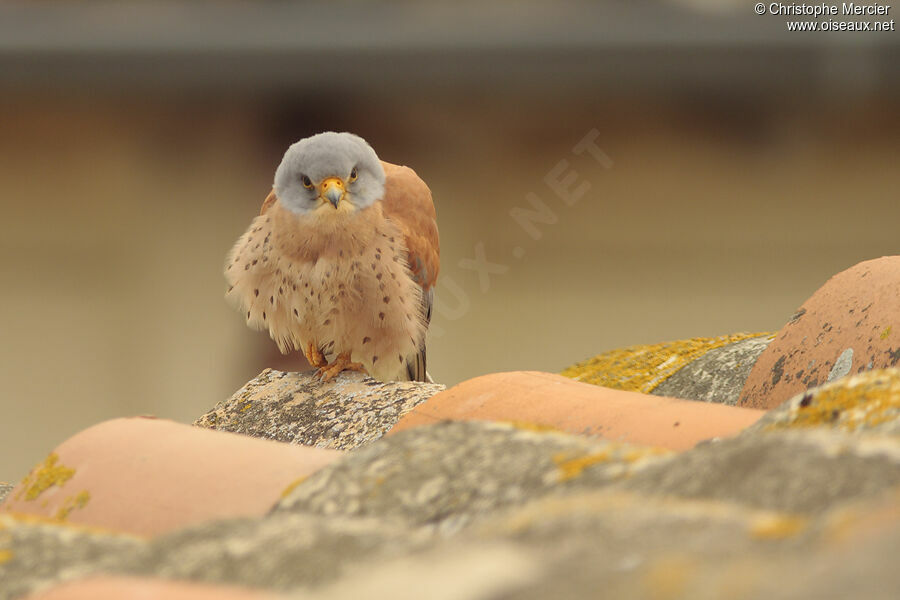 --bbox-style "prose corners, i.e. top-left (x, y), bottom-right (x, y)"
top-left (561, 332), bottom-right (771, 393)
top-left (765, 369), bottom-right (900, 433)
top-left (14, 454), bottom-right (76, 502)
